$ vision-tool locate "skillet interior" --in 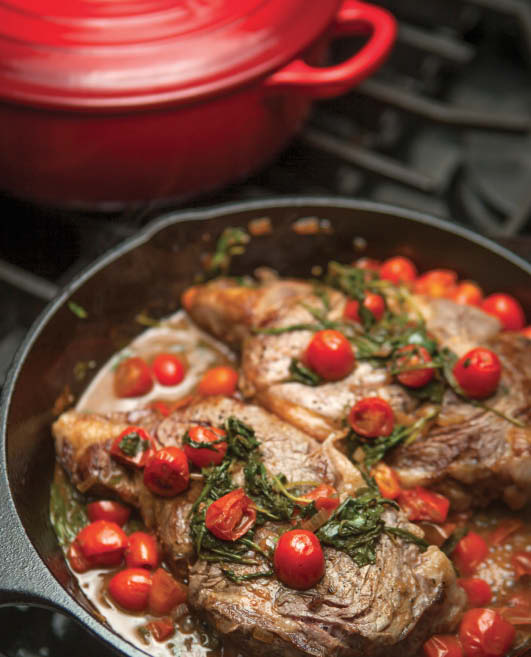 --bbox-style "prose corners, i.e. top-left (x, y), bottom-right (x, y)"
top-left (2, 198), bottom-right (531, 653)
